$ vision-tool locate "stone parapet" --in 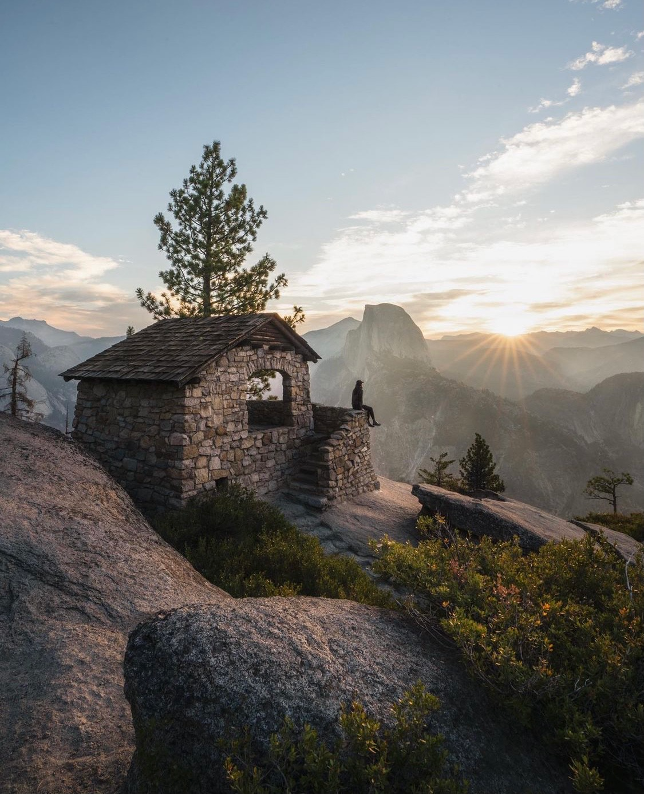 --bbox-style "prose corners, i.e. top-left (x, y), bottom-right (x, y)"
top-left (310, 406), bottom-right (379, 504)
